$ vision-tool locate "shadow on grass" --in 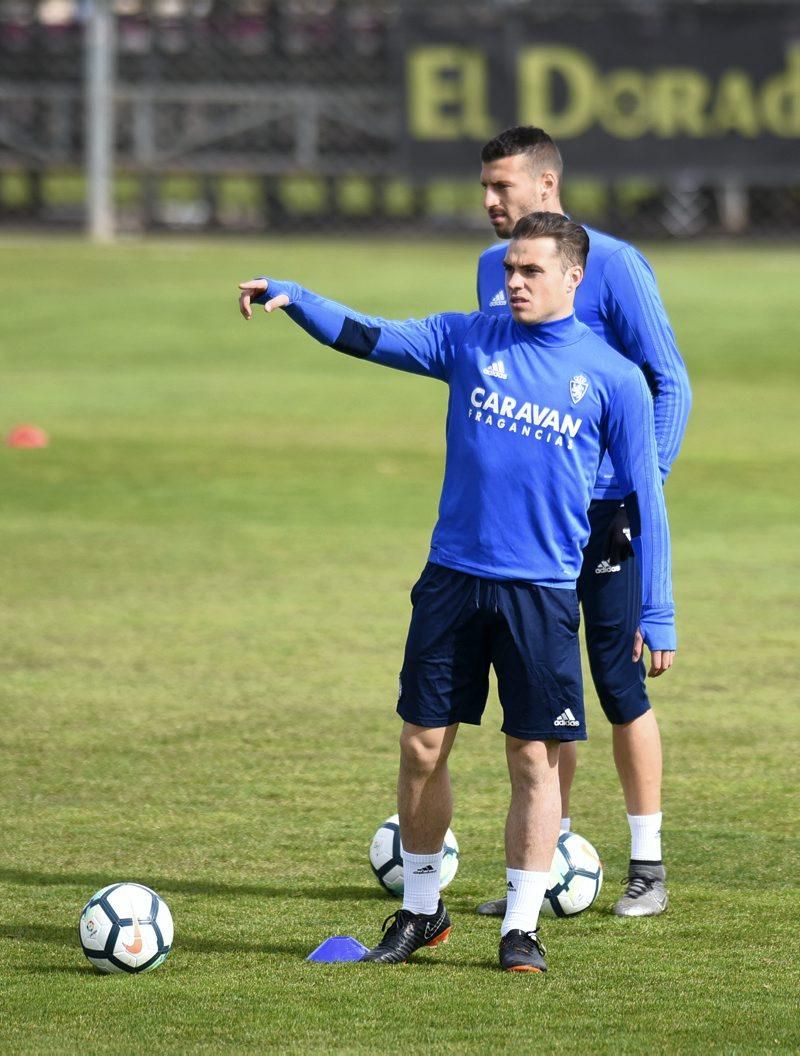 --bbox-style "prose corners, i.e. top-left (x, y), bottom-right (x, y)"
top-left (0, 923), bottom-right (77, 947)
top-left (0, 866), bottom-right (384, 904)
top-left (0, 922), bottom-right (310, 959)
top-left (1, 922), bottom-right (521, 972)
top-left (23, 965), bottom-right (97, 976)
